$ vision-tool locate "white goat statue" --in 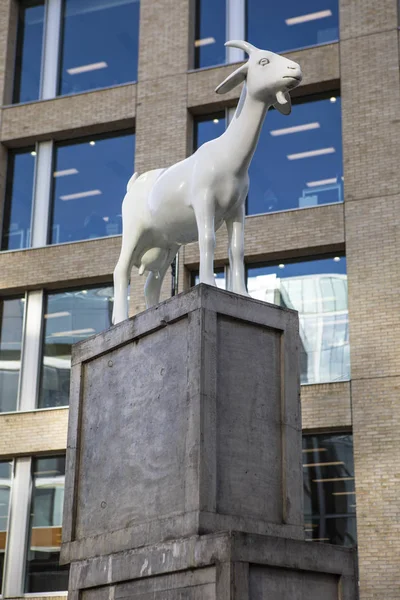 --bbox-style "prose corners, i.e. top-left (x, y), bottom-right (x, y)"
top-left (113, 40), bottom-right (302, 324)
